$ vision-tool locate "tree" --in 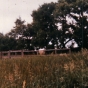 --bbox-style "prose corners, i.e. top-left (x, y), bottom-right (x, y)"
top-left (54, 0), bottom-right (74, 48)
top-left (67, 0), bottom-right (88, 49)
top-left (7, 17), bottom-right (26, 39)
top-left (54, 0), bottom-right (88, 49)
top-left (22, 23), bottom-right (34, 50)
top-left (0, 33), bottom-right (17, 51)
top-left (7, 17), bottom-right (34, 50)
top-left (31, 2), bottom-right (59, 49)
